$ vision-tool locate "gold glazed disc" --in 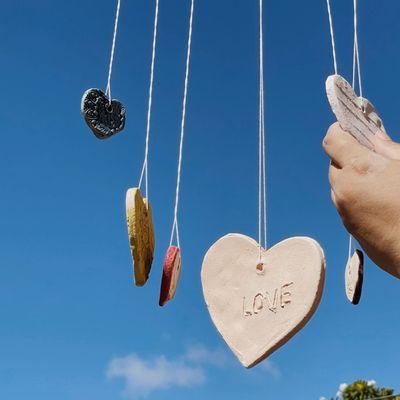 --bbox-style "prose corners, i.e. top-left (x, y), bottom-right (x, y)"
top-left (126, 188), bottom-right (155, 286)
